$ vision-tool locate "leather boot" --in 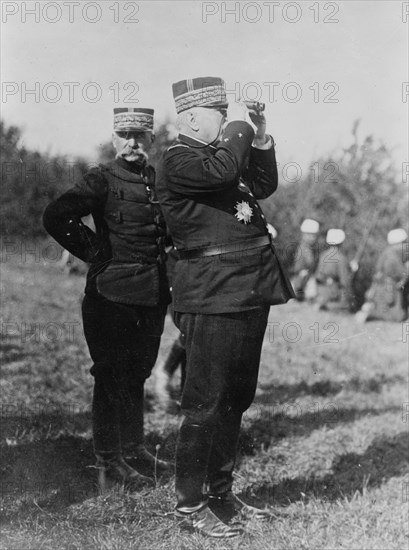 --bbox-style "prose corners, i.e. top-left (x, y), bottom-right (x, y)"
top-left (176, 423), bottom-right (212, 510)
top-left (175, 504), bottom-right (242, 538)
top-left (119, 380), bottom-right (145, 452)
top-left (124, 444), bottom-right (173, 478)
top-left (207, 411), bottom-right (242, 496)
top-left (208, 491), bottom-right (274, 523)
top-left (95, 454), bottom-right (153, 493)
